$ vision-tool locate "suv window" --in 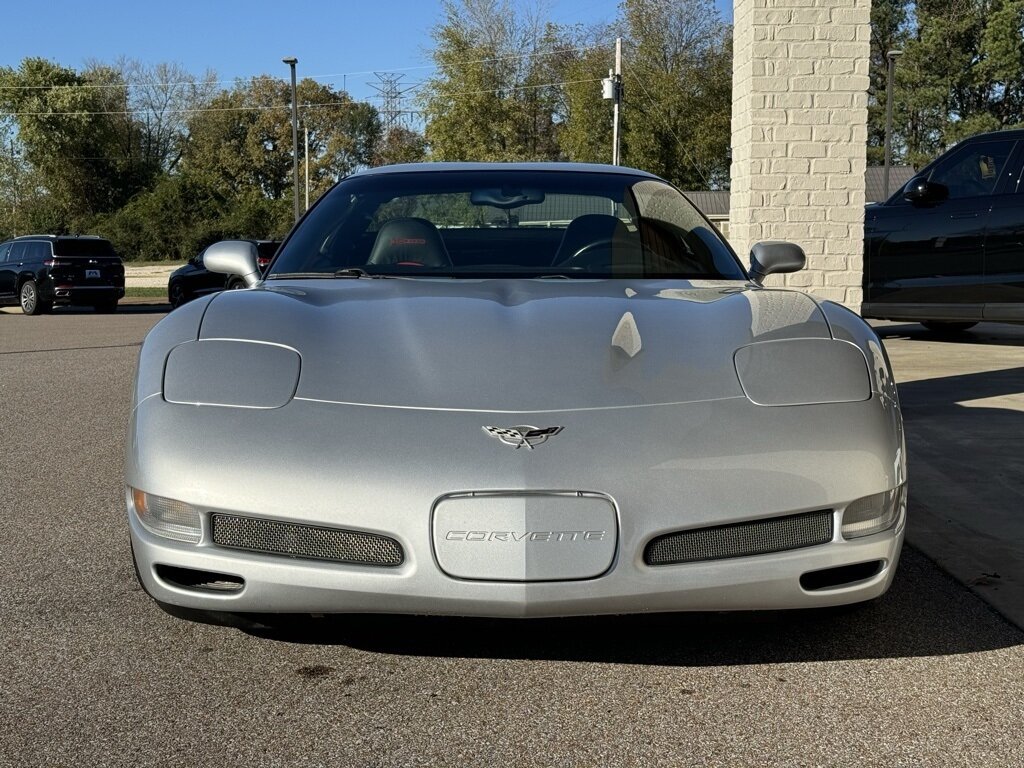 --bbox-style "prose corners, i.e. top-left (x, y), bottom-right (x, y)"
top-left (928, 139), bottom-right (1017, 199)
top-left (20, 241), bottom-right (52, 262)
top-left (53, 238), bottom-right (117, 257)
top-left (10, 241), bottom-right (29, 261)
top-left (0, 242), bottom-right (11, 263)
